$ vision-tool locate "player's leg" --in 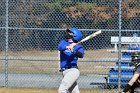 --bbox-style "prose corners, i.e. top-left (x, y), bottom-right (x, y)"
top-left (58, 68), bottom-right (80, 93)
